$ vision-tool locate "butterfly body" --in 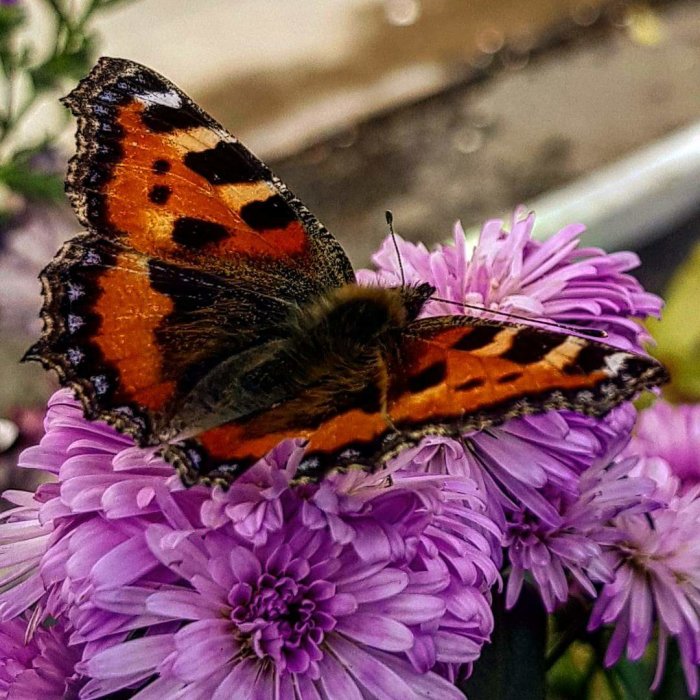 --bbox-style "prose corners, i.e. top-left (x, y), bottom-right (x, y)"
top-left (166, 282), bottom-right (434, 440)
top-left (25, 57), bottom-right (669, 485)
